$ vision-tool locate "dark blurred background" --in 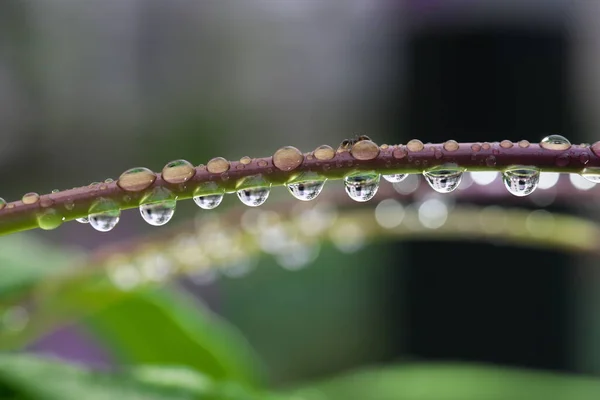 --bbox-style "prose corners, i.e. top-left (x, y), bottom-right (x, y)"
top-left (2, 0), bottom-right (600, 388)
